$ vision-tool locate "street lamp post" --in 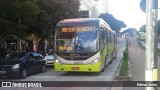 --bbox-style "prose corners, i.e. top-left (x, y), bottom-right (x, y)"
top-left (145, 0), bottom-right (158, 90)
